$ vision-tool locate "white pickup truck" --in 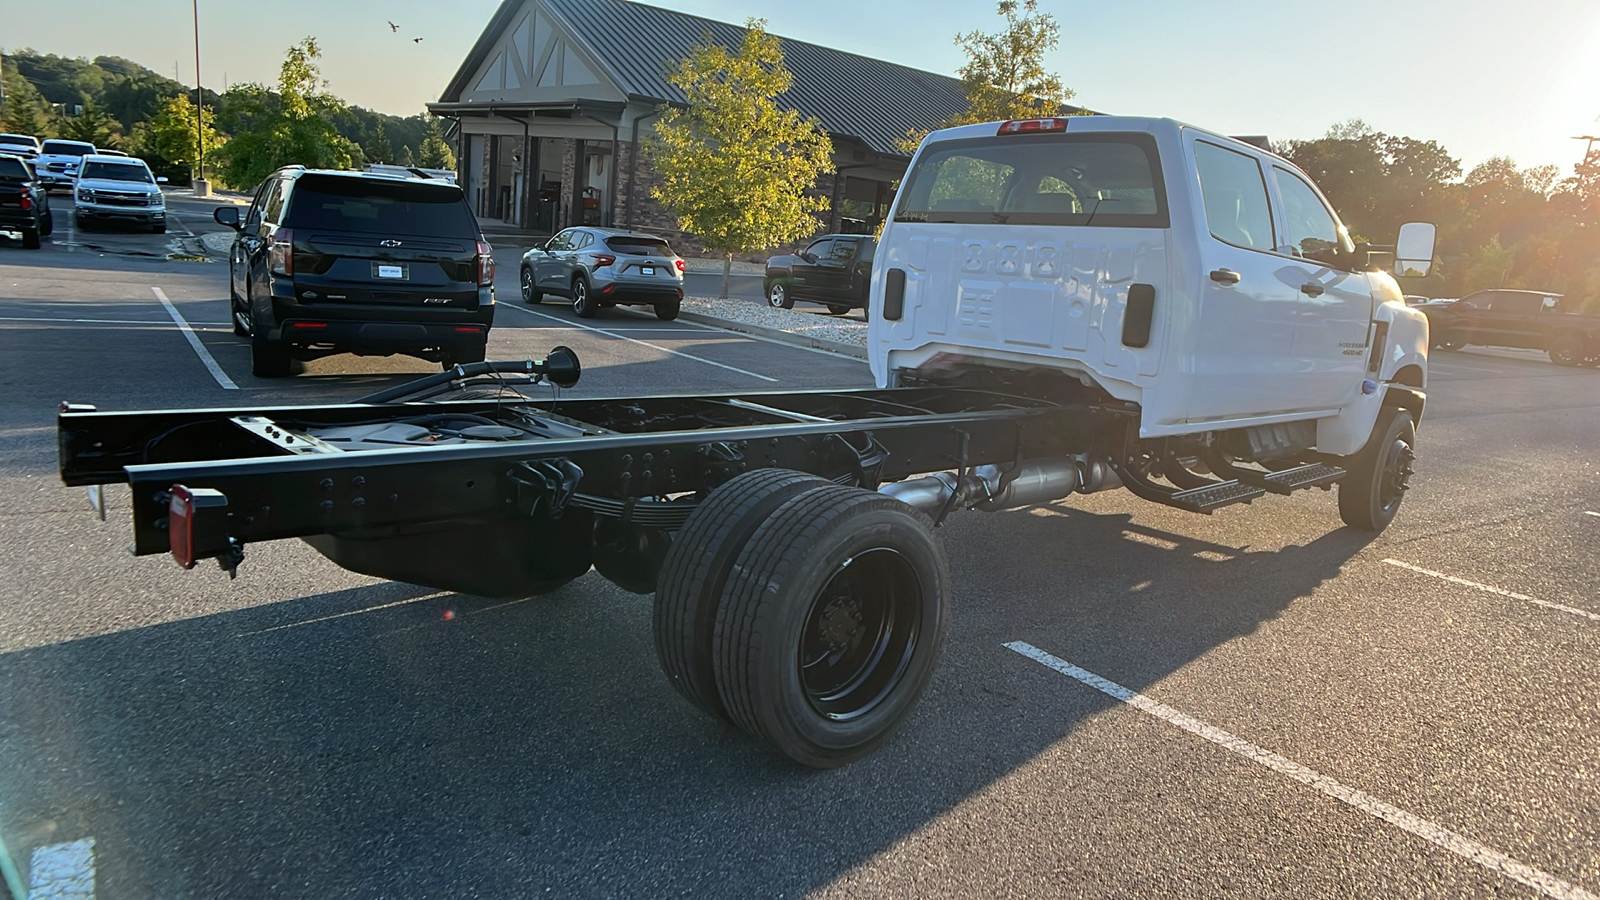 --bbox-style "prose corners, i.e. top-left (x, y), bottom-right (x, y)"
top-left (873, 115), bottom-right (1435, 531)
top-left (58, 115), bottom-right (1438, 768)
